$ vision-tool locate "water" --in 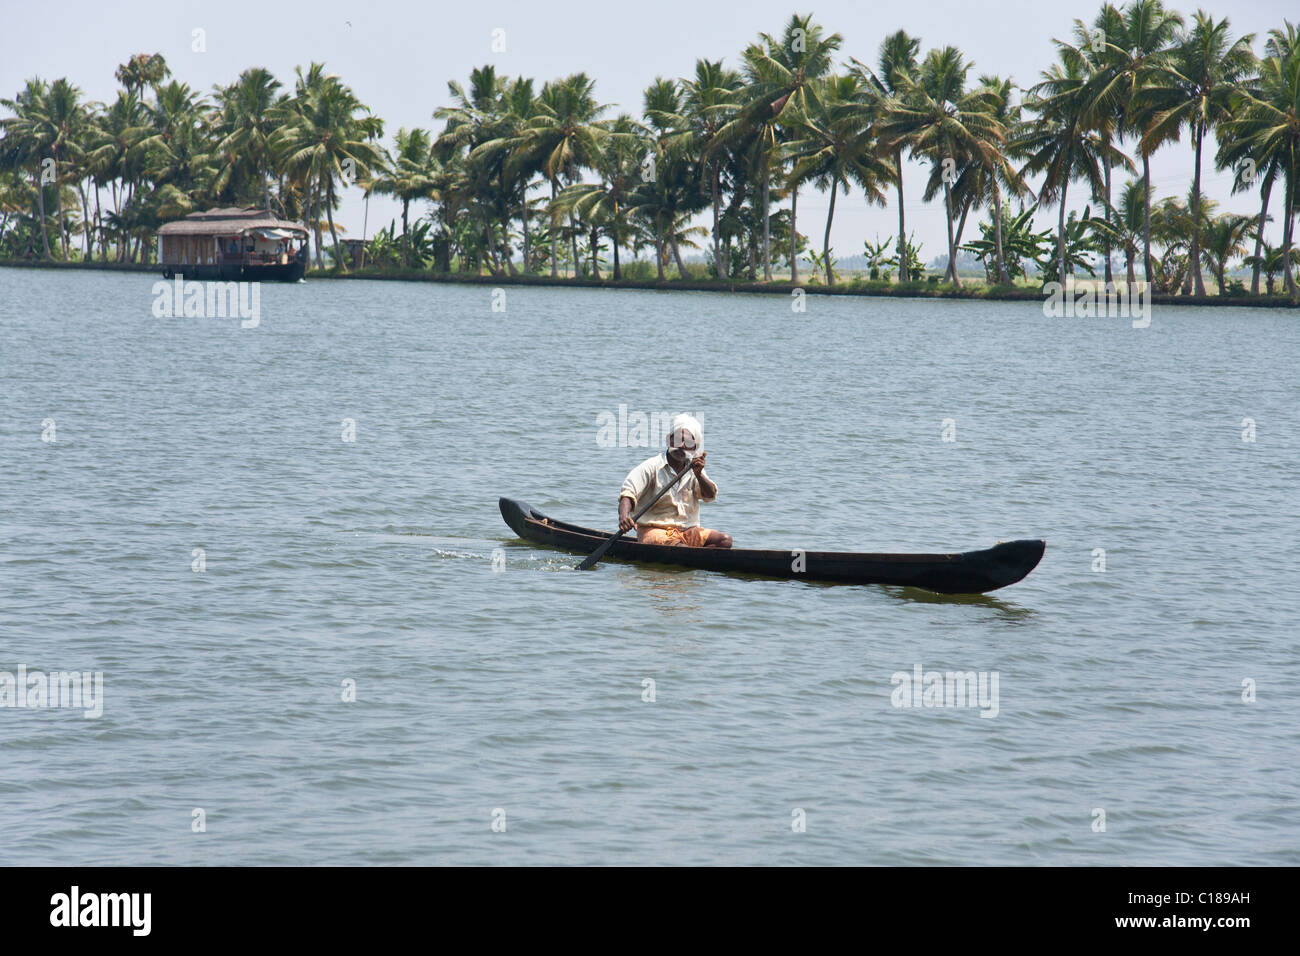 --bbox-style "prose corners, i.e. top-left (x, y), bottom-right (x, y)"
top-left (1, 267), bottom-right (1296, 865)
